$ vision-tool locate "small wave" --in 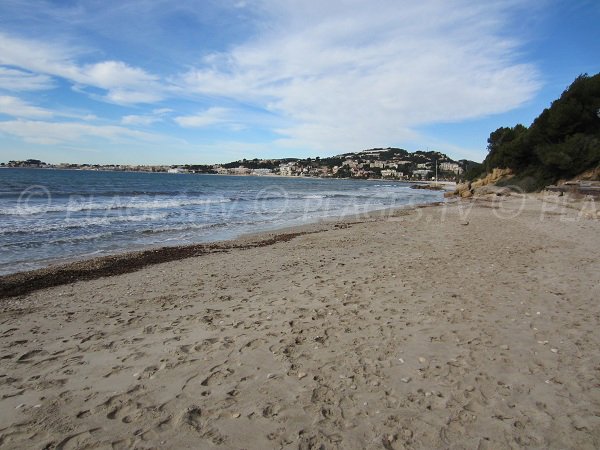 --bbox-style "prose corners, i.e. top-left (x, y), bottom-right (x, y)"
top-left (0, 197), bottom-right (231, 216)
top-left (302, 194), bottom-right (327, 199)
top-left (0, 213), bottom-right (170, 235)
top-left (139, 222), bottom-right (222, 234)
top-left (0, 231), bottom-right (116, 249)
